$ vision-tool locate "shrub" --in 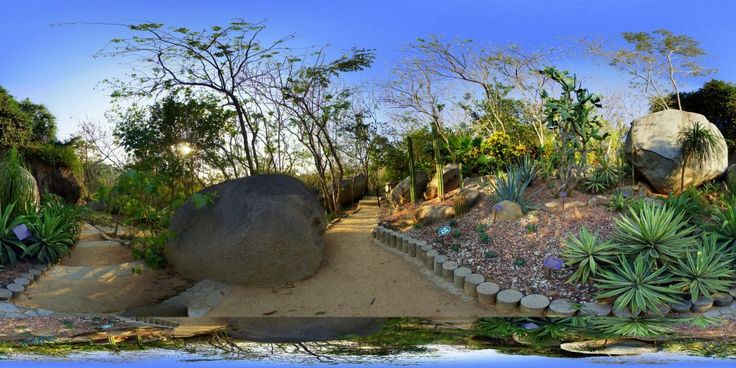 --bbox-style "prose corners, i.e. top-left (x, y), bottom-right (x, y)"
top-left (671, 234), bottom-right (734, 301)
top-left (612, 202), bottom-right (697, 266)
top-left (707, 206), bottom-right (736, 251)
top-left (477, 131), bottom-right (531, 173)
top-left (663, 189), bottom-right (705, 223)
top-left (592, 317), bottom-right (673, 337)
top-left (24, 209), bottom-right (75, 264)
top-left (608, 190), bottom-right (628, 212)
top-left (0, 203), bottom-right (24, 267)
top-left (594, 255), bottom-right (682, 316)
top-left (583, 159), bottom-right (619, 194)
top-left (490, 168), bottom-right (532, 211)
top-left (484, 250), bottom-right (497, 259)
top-left (563, 227), bottom-right (616, 283)
top-left (514, 257), bottom-right (526, 267)
top-left (131, 231), bottom-right (170, 268)
top-left (0, 148), bottom-right (38, 217)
